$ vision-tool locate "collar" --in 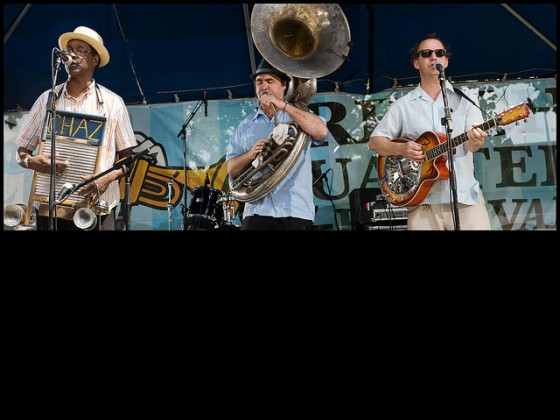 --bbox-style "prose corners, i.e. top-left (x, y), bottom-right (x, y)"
top-left (56, 79), bottom-right (104, 113)
top-left (411, 80), bottom-right (455, 101)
